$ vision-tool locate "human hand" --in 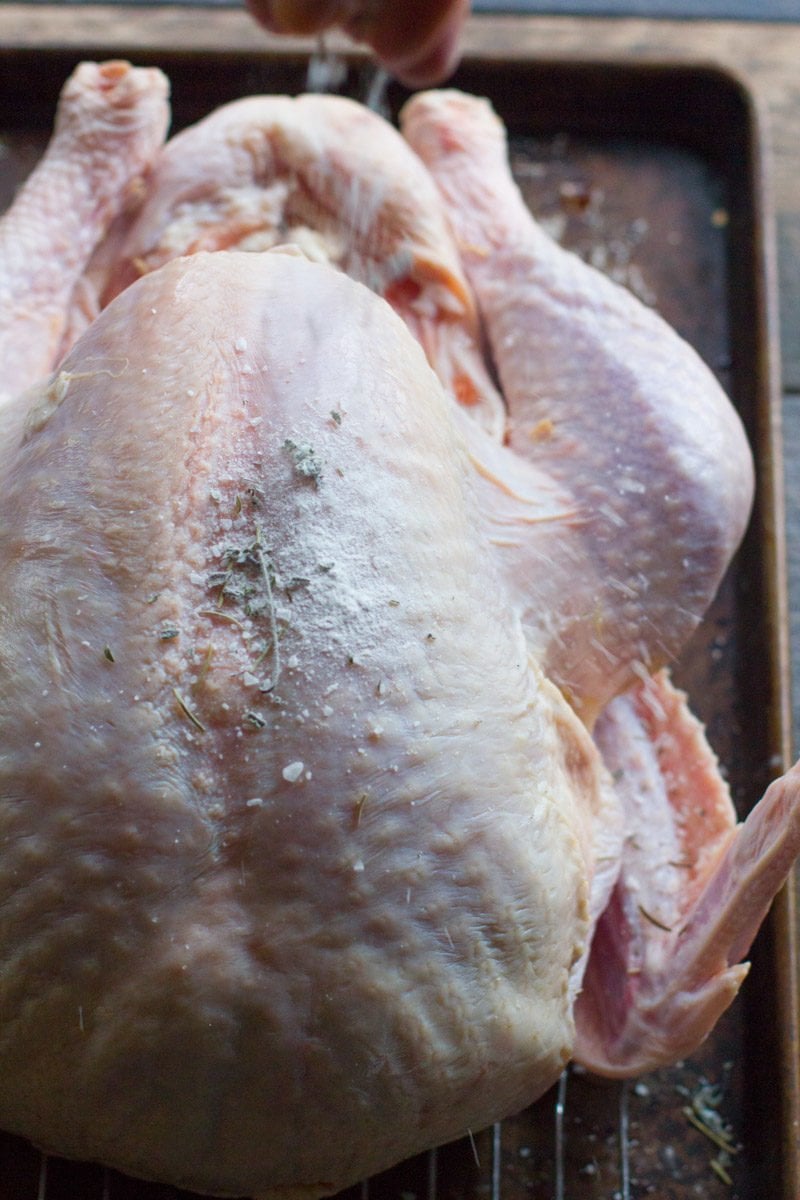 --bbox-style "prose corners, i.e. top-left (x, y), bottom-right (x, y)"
top-left (245, 0), bottom-right (470, 87)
